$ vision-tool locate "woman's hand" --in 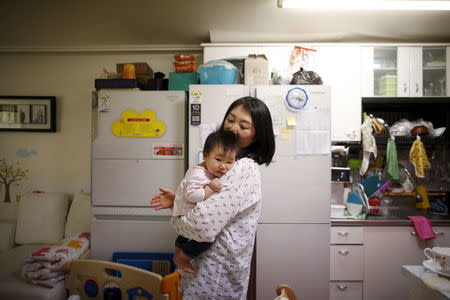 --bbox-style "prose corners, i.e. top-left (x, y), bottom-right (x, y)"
top-left (150, 188), bottom-right (175, 210)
